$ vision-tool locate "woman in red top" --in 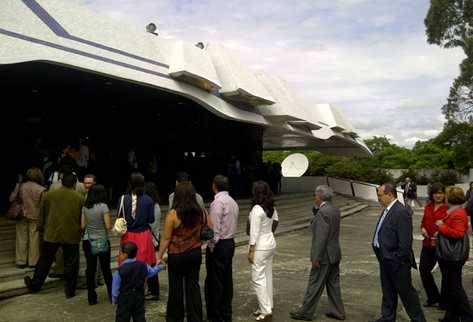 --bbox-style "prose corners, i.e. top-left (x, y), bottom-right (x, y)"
top-left (419, 183), bottom-right (448, 308)
top-left (436, 187), bottom-right (473, 322)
